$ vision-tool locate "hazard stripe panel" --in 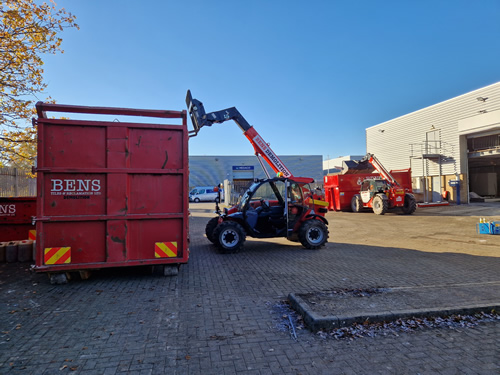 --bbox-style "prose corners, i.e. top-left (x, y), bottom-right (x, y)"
top-left (44, 247), bottom-right (71, 265)
top-left (29, 230), bottom-right (36, 241)
top-left (155, 242), bottom-right (178, 258)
